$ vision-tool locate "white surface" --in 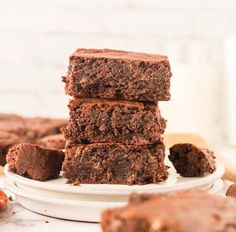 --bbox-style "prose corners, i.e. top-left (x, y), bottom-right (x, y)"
top-left (4, 161), bottom-right (225, 197)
